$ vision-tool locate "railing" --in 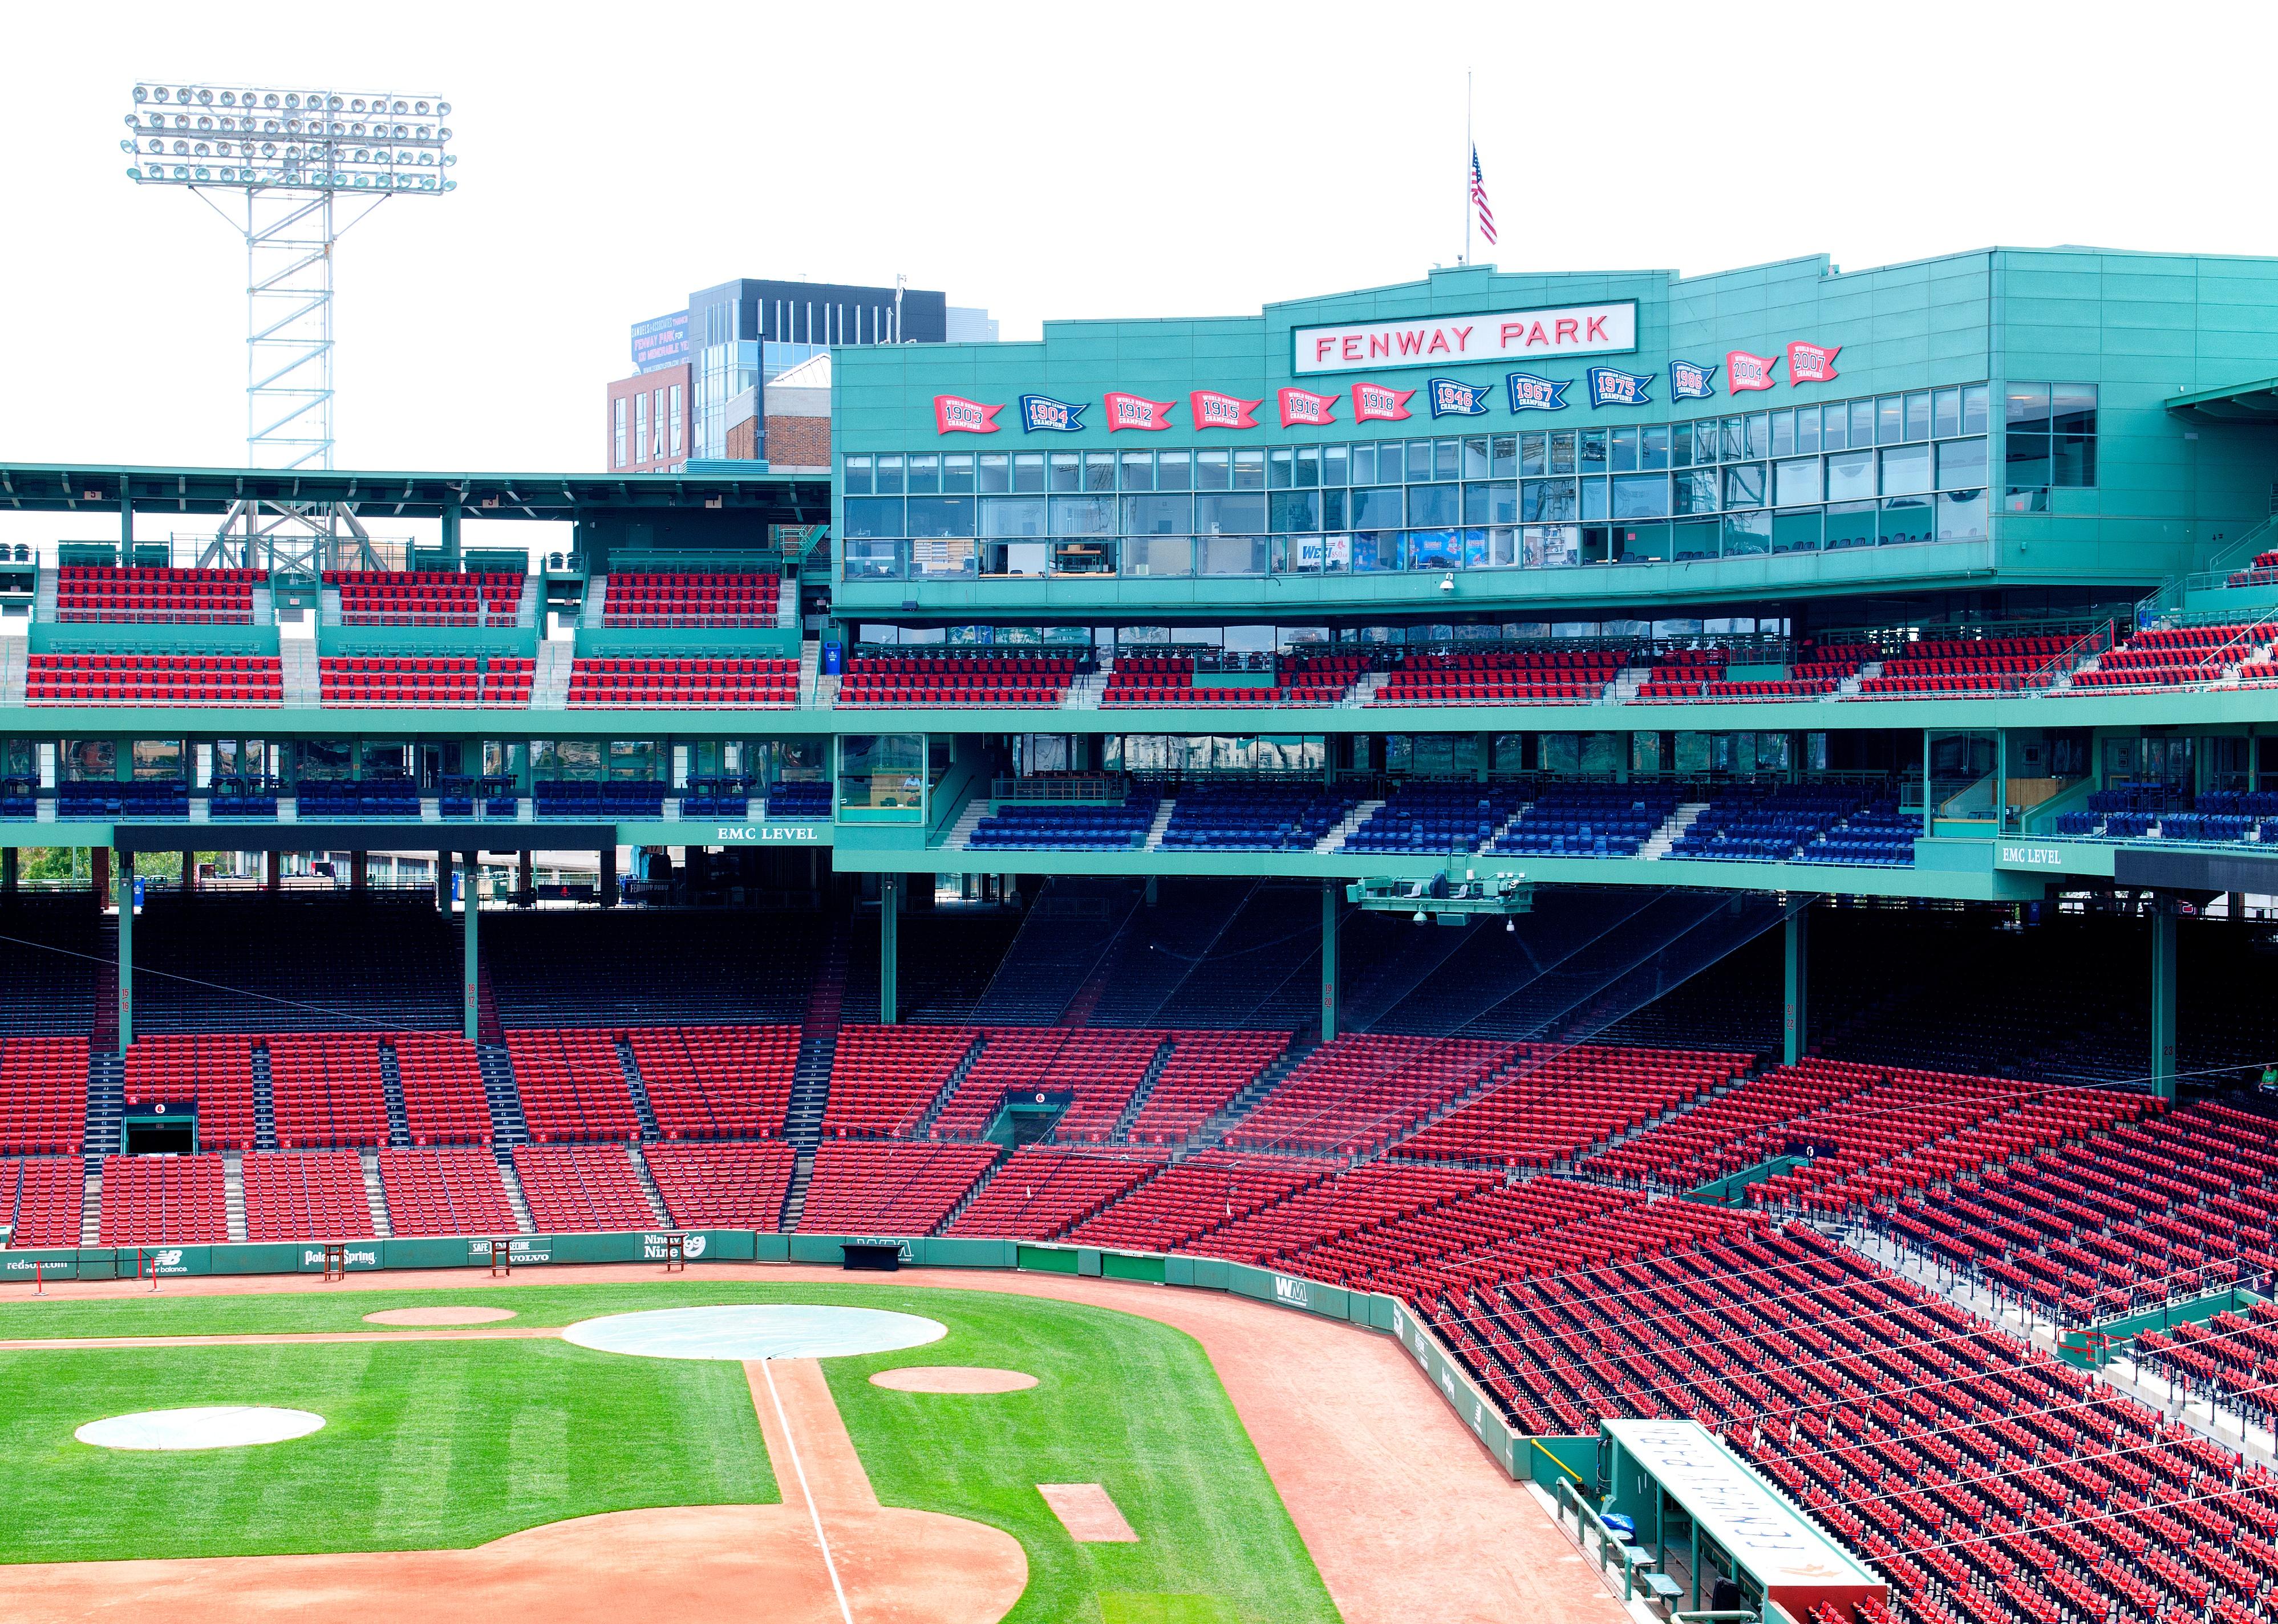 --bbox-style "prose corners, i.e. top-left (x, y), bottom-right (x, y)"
top-left (990, 775), bottom-right (1128, 804)
top-left (2025, 619), bottom-right (2117, 690)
